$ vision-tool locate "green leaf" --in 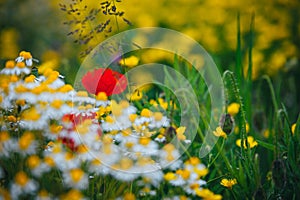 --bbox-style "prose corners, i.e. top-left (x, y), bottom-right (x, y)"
top-left (256, 139), bottom-right (275, 151)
